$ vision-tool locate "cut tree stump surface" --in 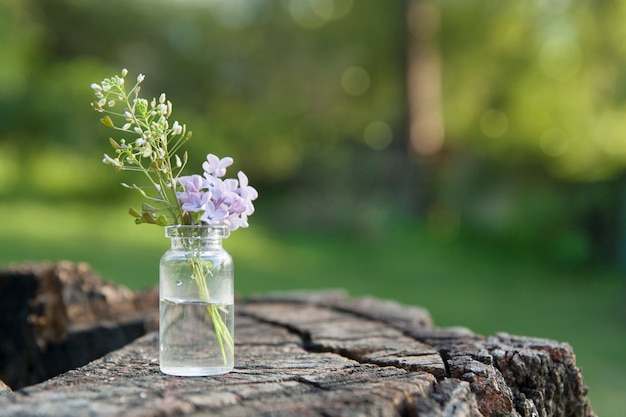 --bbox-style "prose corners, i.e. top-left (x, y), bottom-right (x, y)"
top-left (0, 290), bottom-right (595, 417)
